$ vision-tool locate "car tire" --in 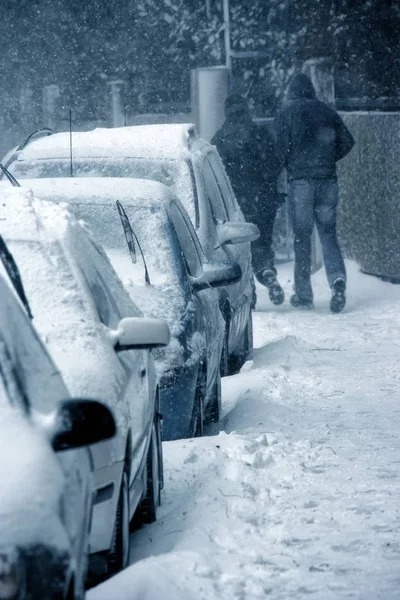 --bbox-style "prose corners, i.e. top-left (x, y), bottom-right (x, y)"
top-left (107, 467), bottom-right (130, 576)
top-left (138, 424), bottom-right (160, 524)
